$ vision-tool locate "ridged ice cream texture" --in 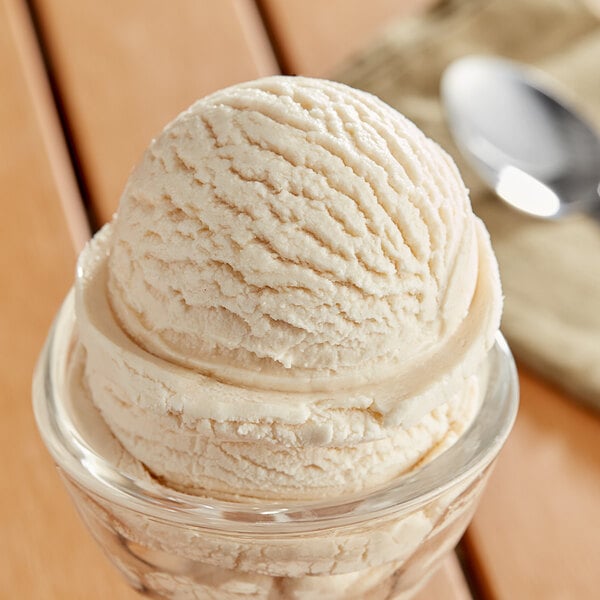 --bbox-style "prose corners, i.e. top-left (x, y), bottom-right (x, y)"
top-left (76, 76), bottom-right (502, 499)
